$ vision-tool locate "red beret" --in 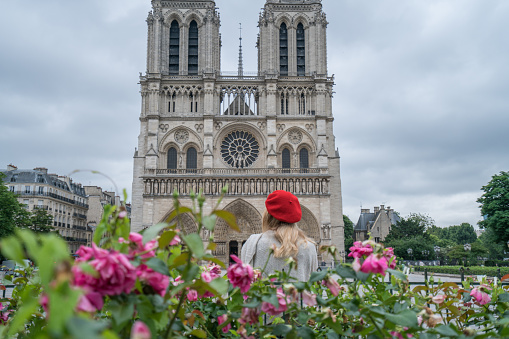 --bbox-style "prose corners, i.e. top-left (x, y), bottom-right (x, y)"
top-left (265, 190), bottom-right (302, 223)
